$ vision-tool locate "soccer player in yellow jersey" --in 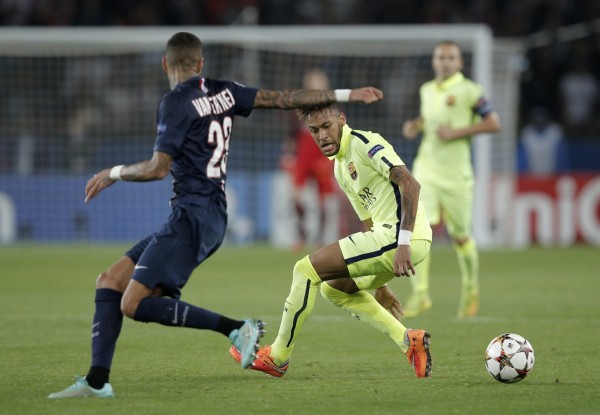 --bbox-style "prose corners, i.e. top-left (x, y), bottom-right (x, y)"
top-left (402, 40), bottom-right (501, 318)
top-left (230, 103), bottom-right (433, 378)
